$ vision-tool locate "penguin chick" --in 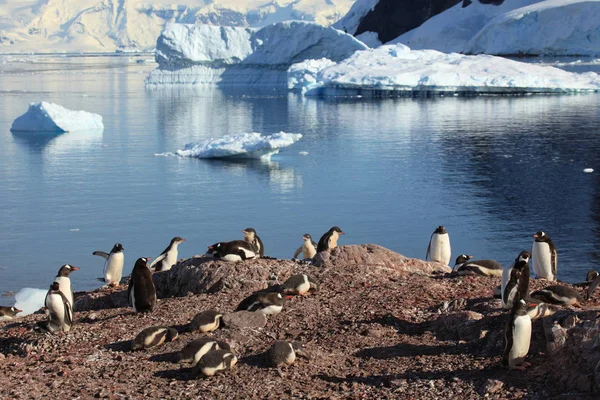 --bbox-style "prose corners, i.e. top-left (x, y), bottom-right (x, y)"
top-left (526, 303), bottom-right (560, 320)
top-left (503, 299), bottom-right (532, 370)
top-left (0, 306), bottom-right (23, 321)
top-left (281, 274), bottom-right (319, 296)
top-left (530, 285), bottom-right (584, 307)
top-left (586, 270), bottom-right (599, 283)
top-left (176, 337), bottom-right (231, 365)
top-left (317, 226), bottom-right (345, 253)
top-left (44, 282), bottom-right (73, 333)
top-left (267, 340), bottom-right (310, 377)
top-left (93, 243), bottom-right (125, 286)
top-left (426, 225), bottom-right (451, 266)
top-left (188, 310), bottom-right (223, 333)
top-left (131, 326), bottom-right (178, 350)
top-left (501, 251), bottom-right (531, 309)
top-left (453, 255), bottom-right (503, 277)
top-left (206, 241), bottom-right (257, 262)
top-left (293, 234), bottom-right (317, 260)
top-left (196, 350), bottom-right (237, 377)
top-left (242, 228), bottom-right (265, 257)
top-left (127, 257), bottom-right (156, 313)
top-left (587, 273), bottom-right (600, 300)
top-left (150, 236), bottom-right (186, 272)
top-left (236, 292), bottom-right (285, 315)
